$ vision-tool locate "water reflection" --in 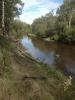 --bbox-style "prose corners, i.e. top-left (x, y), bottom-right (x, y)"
top-left (21, 37), bottom-right (56, 65)
top-left (21, 36), bottom-right (75, 77)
